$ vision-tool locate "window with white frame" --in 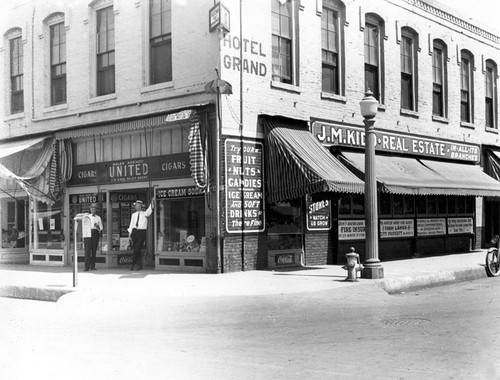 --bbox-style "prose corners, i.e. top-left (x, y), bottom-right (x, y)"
top-left (460, 50), bottom-right (474, 124)
top-left (272, 0), bottom-right (294, 84)
top-left (364, 14), bottom-right (384, 102)
top-left (10, 36), bottom-right (24, 114)
top-left (400, 27), bottom-right (418, 111)
top-left (432, 40), bottom-right (447, 117)
top-left (50, 22), bottom-right (67, 105)
top-left (150, 0), bottom-right (172, 84)
top-left (485, 59), bottom-right (497, 129)
top-left (96, 6), bottom-right (115, 96)
top-left (321, 0), bottom-right (344, 95)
